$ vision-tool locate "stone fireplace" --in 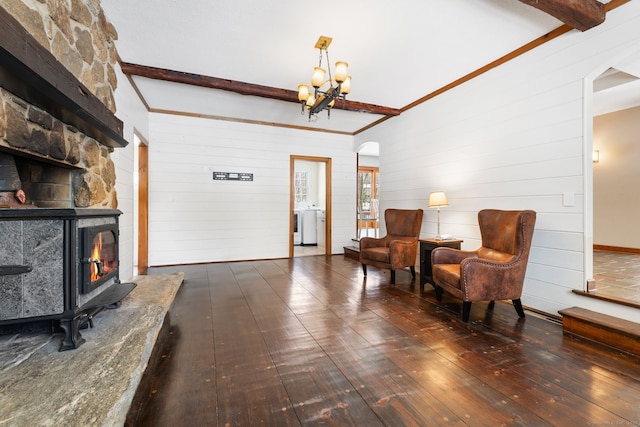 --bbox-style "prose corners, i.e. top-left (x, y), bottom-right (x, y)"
top-left (0, 2), bottom-right (133, 349)
top-left (1, 0), bottom-right (124, 209)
